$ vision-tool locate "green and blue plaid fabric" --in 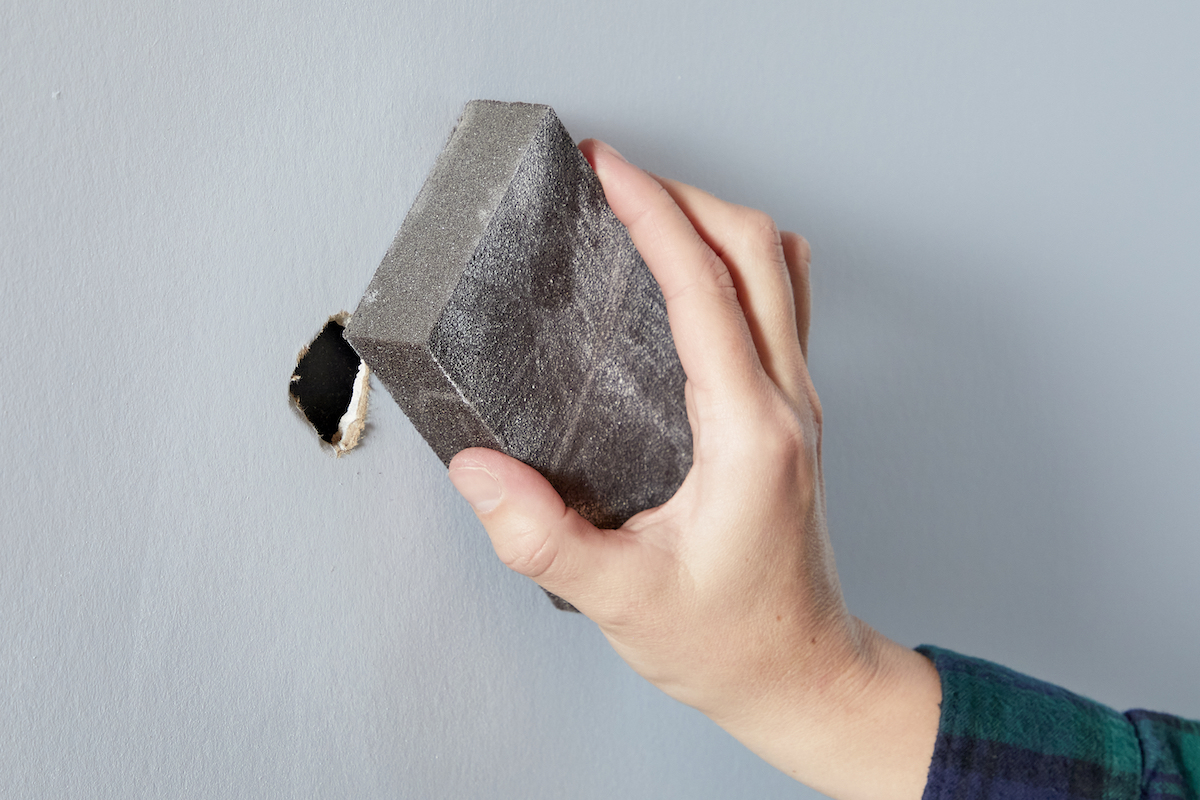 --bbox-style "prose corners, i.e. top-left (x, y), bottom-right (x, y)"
top-left (917, 646), bottom-right (1199, 799)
